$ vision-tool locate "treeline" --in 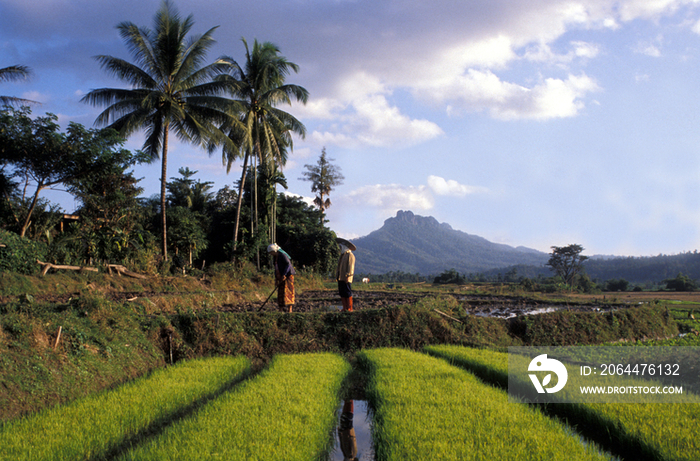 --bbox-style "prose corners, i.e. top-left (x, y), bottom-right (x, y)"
top-left (426, 267), bottom-right (698, 293)
top-left (0, 113), bottom-right (337, 276)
